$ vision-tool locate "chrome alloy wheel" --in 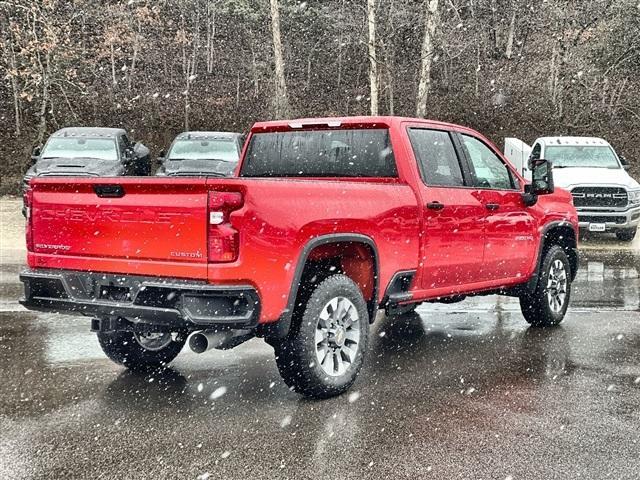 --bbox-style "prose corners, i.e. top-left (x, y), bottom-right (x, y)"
top-left (546, 259), bottom-right (568, 313)
top-left (134, 332), bottom-right (173, 351)
top-left (315, 296), bottom-right (361, 377)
